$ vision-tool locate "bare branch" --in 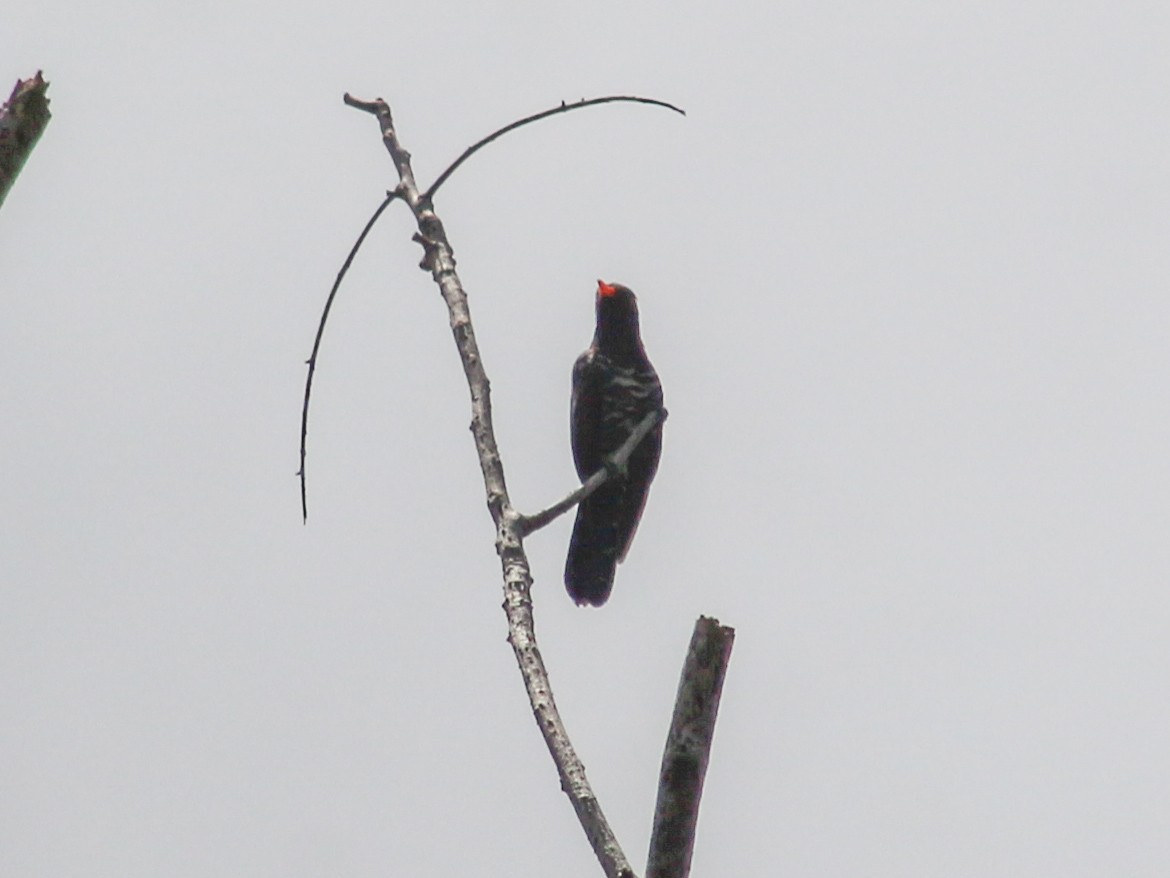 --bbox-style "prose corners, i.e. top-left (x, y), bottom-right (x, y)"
top-left (0, 71), bottom-right (52, 209)
top-left (298, 191), bottom-right (398, 521)
top-left (647, 617), bottom-right (736, 878)
top-left (345, 93), bottom-right (640, 878)
top-left (424, 95), bottom-right (685, 201)
top-left (519, 408), bottom-right (667, 536)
